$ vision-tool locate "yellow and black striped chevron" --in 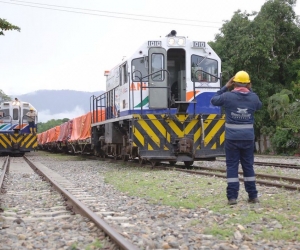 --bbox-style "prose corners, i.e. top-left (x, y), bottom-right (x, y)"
top-left (132, 114), bottom-right (225, 152)
top-left (0, 133), bottom-right (38, 150)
